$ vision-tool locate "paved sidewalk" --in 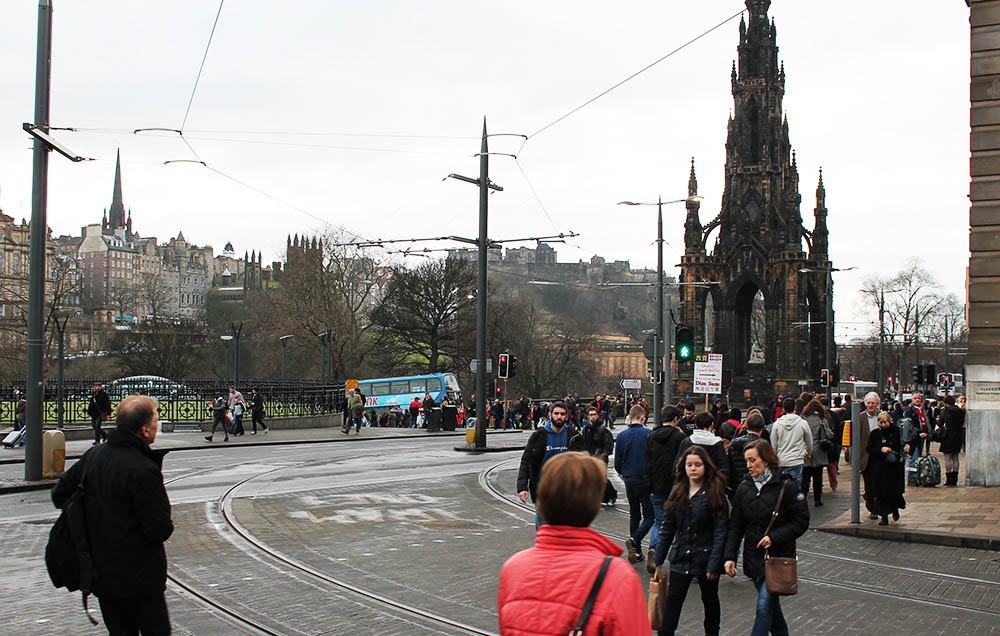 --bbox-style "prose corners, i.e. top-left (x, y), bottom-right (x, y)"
top-left (819, 451), bottom-right (1000, 550)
